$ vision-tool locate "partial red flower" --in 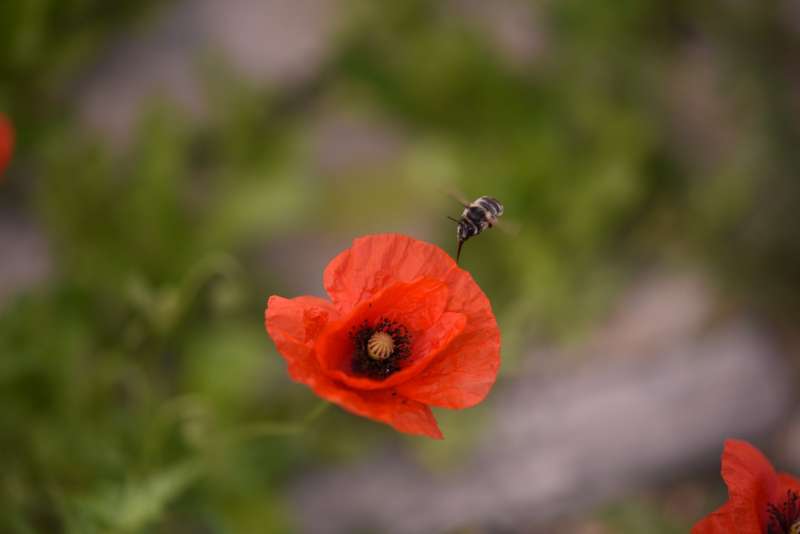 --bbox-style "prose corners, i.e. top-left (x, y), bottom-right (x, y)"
top-left (264, 233), bottom-right (501, 439)
top-left (693, 439), bottom-right (800, 534)
top-left (0, 113), bottom-right (13, 179)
